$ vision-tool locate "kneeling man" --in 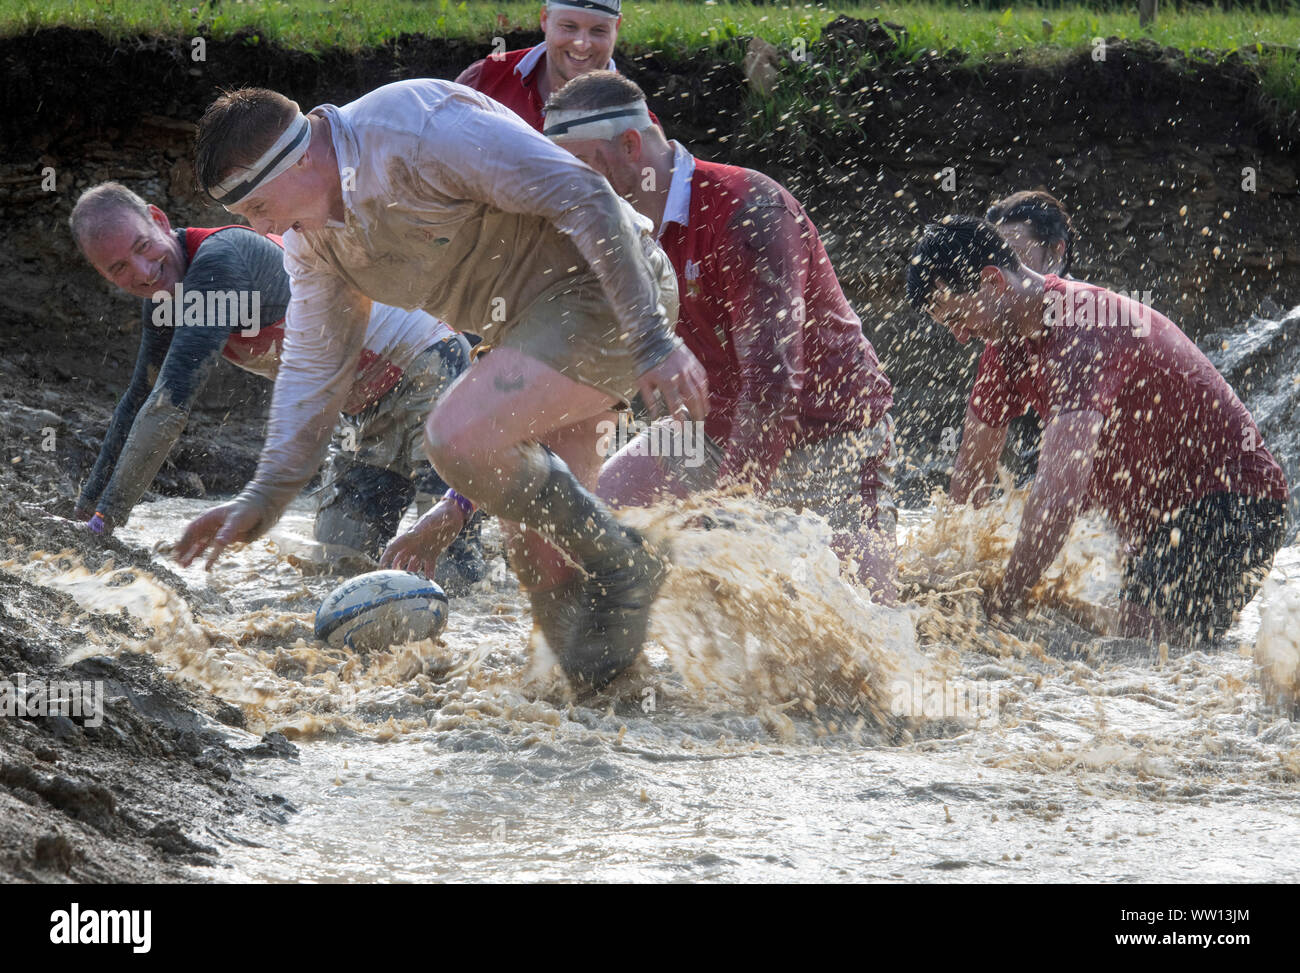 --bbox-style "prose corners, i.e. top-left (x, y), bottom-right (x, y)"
top-left (909, 216), bottom-right (1288, 643)
top-left (544, 71), bottom-right (898, 600)
top-left (70, 182), bottom-right (483, 587)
